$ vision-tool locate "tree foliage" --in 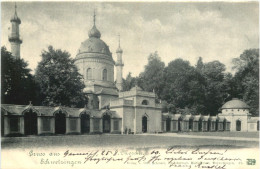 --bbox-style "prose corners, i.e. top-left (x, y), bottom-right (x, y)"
top-left (35, 46), bottom-right (87, 107)
top-left (232, 49), bottom-right (259, 116)
top-left (162, 59), bottom-right (195, 109)
top-left (201, 61), bottom-right (228, 115)
top-left (122, 72), bottom-right (137, 91)
top-left (127, 49), bottom-right (258, 116)
top-left (138, 51), bottom-right (165, 101)
top-left (1, 46), bottom-right (40, 105)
